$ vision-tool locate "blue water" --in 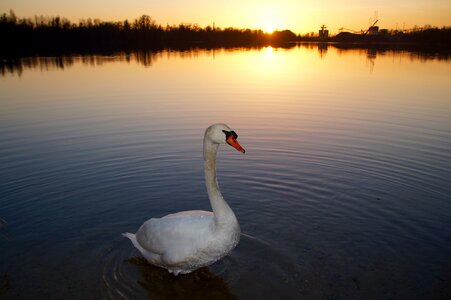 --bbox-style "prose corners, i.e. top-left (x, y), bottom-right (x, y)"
top-left (1, 46), bottom-right (451, 299)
